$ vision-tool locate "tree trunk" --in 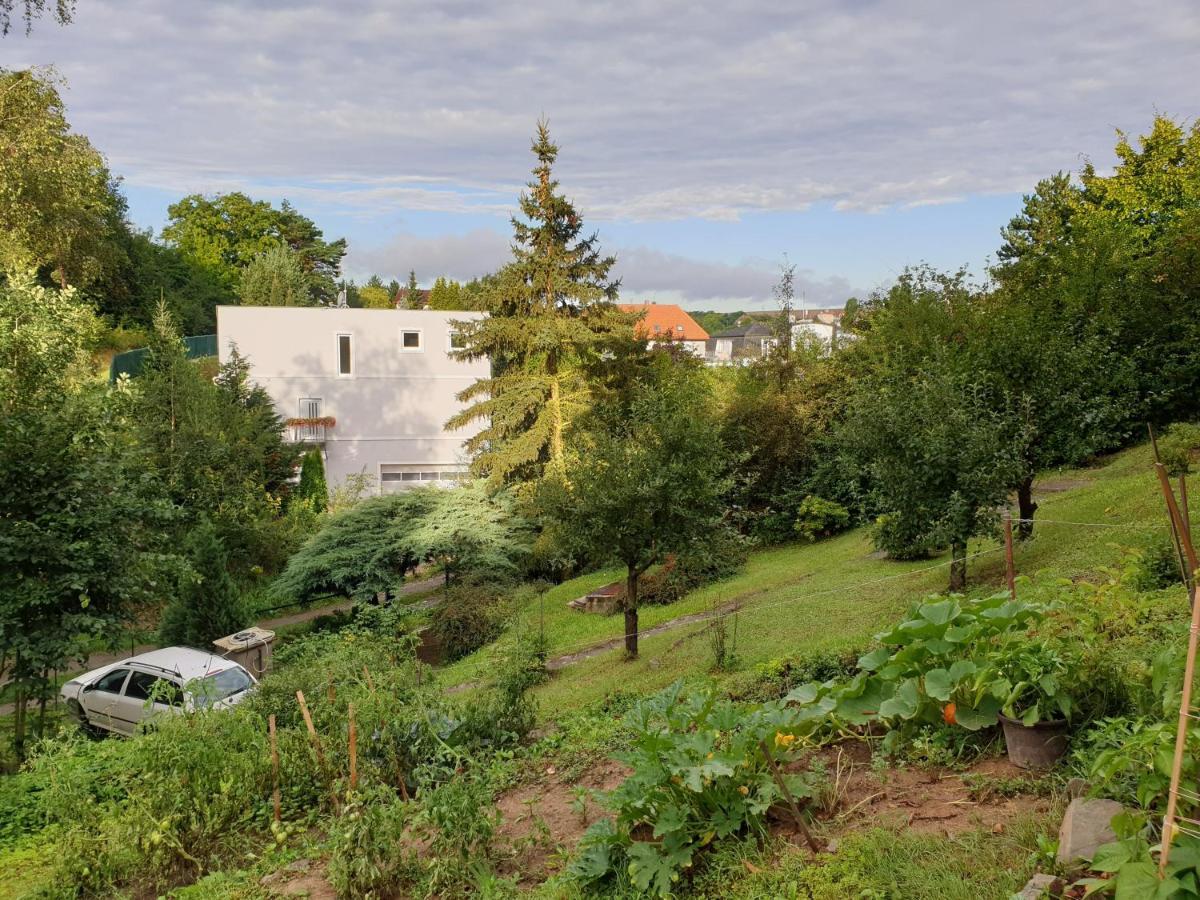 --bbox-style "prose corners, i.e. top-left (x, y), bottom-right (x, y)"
top-left (949, 541), bottom-right (967, 592)
top-left (1016, 476), bottom-right (1038, 541)
top-left (548, 376), bottom-right (564, 469)
top-left (624, 569), bottom-right (639, 658)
